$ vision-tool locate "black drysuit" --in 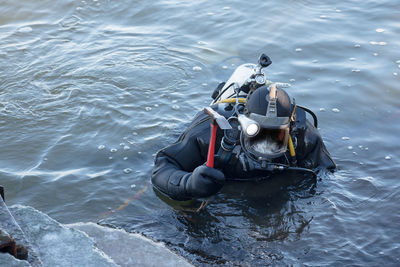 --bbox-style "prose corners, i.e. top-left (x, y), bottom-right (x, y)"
top-left (151, 104), bottom-right (335, 201)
